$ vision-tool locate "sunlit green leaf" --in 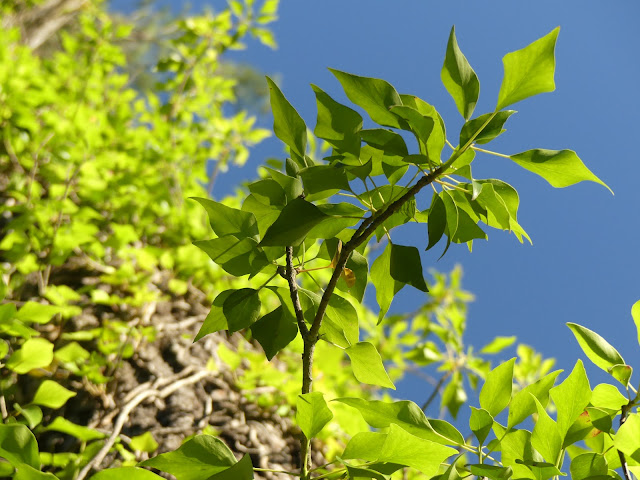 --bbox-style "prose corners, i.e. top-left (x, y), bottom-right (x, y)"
top-left (207, 454), bottom-right (253, 479)
top-left (480, 336), bottom-right (516, 354)
top-left (311, 84), bottom-right (361, 157)
top-left (497, 27), bottom-right (559, 109)
top-left (371, 242), bottom-right (403, 322)
top-left (329, 69), bottom-right (403, 128)
top-left (194, 290), bottom-right (234, 341)
top-left (613, 413), bottom-right (640, 463)
top-left (441, 26), bottom-right (479, 120)
top-left (569, 452), bottom-right (608, 480)
top-left (296, 392), bottom-right (333, 439)
top-left (507, 370), bottom-right (561, 429)
top-left (590, 384), bottom-right (628, 411)
top-left (43, 417), bottom-right (106, 442)
top-left (15, 302), bottom-right (60, 325)
top-left (130, 432), bottom-right (159, 453)
top-left (265, 167), bottom-right (303, 201)
top-left (300, 290), bottom-right (358, 348)
top-left (632, 300), bottom-right (640, 347)
top-left (345, 342), bottom-right (395, 389)
top-left (469, 407), bottom-right (493, 445)
top-left (266, 76), bottom-right (307, 157)
top-left (550, 360), bottom-right (591, 438)
top-left (511, 149), bottom-right (611, 192)
top-left (92, 467), bottom-right (161, 480)
top-left (360, 129), bottom-right (408, 157)
top-left (468, 464), bottom-right (513, 480)
top-left (193, 236), bottom-right (268, 277)
top-left (459, 110), bottom-right (515, 147)
top-left (31, 380), bottom-right (76, 409)
top-left (479, 358), bottom-right (515, 417)
top-left (7, 338), bottom-right (54, 374)
top-left (531, 397), bottom-right (562, 464)
top-left (191, 197), bottom-right (259, 241)
top-left (567, 323), bottom-right (624, 375)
